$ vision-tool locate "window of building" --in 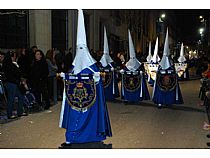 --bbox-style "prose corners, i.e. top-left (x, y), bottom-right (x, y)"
top-left (52, 10), bottom-right (68, 51)
top-left (0, 10), bottom-right (28, 49)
